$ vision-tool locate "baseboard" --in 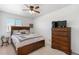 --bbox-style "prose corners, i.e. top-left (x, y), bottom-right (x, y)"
top-left (72, 52), bottom-right (79, 55)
